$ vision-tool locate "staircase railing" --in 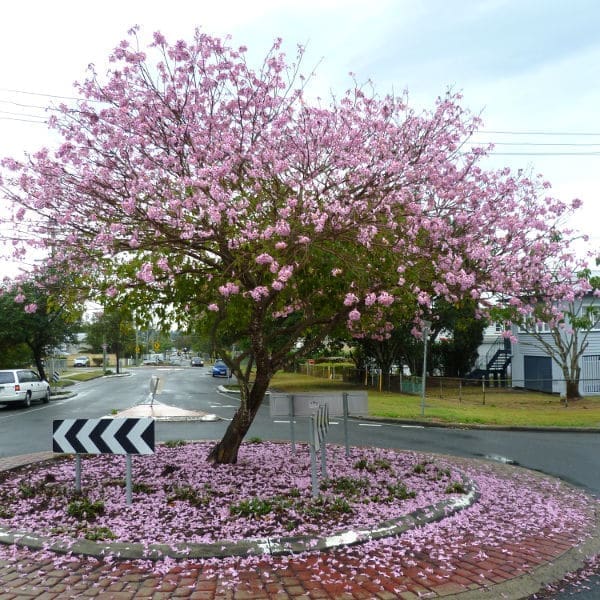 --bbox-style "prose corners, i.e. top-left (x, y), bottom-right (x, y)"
top-left (485, 335), bottom-right (511, 371)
